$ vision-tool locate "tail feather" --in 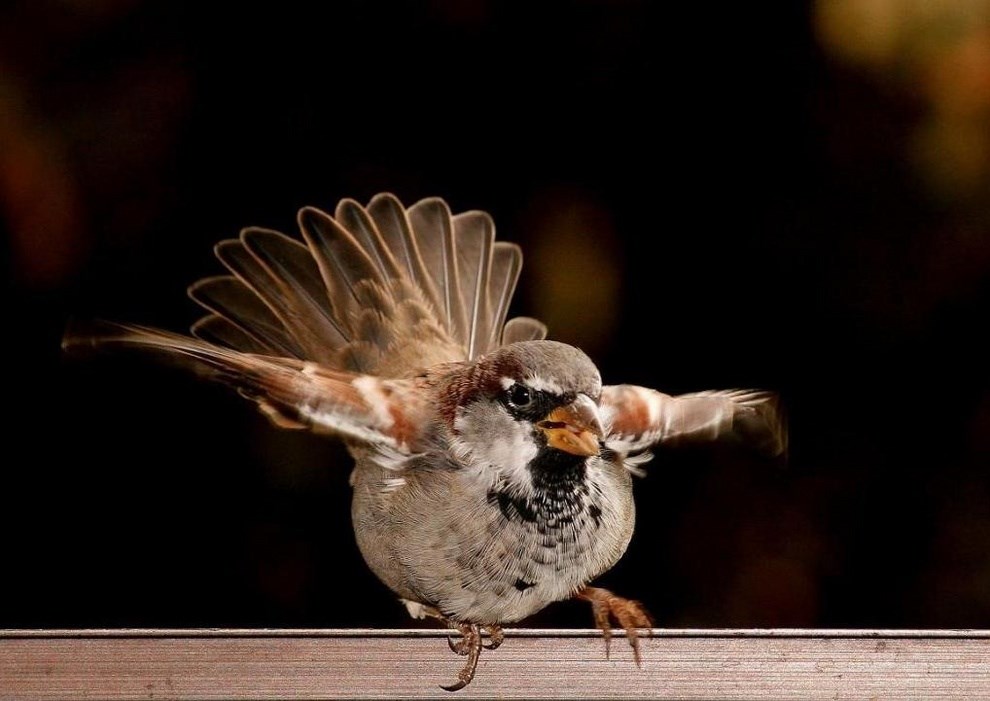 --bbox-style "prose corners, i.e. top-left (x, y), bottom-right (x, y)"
top-left (487, 242), bottom-right (523, 351)
top-left (212, 233), bottom-right (345, 365)
top-left (366, 193), bottom-right (431, 293)
top-left (406, 197), bottom-right (463, 337)
top-left (176, 193), bottom-right (547, 375)
top-left (335, 198), bottom-right (404, 283)
top-left (240, 228), bottom-right (349, 346)
top-left (297, 206), bottom-right (385, 317)
top-left (502, 316), bottom-right (548, 345)
top-left (191, 315), bottom-right (275, 355)
top-left (452, 210), bottom-right (494, 360)
top-left (188, 276), bottom-right (304, 357)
